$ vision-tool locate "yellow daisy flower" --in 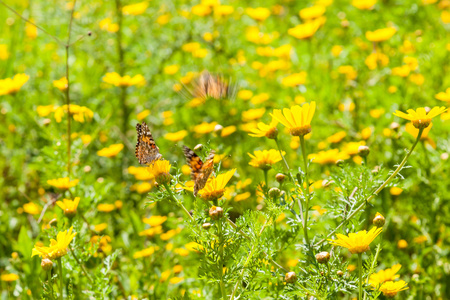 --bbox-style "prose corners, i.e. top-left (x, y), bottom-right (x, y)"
top-left (0, 73), bottom-right (30, 95)
top-left (102, 72), bottom-right (146, 87)
top-left (199, 169), bottom-right (236, 201)
top-left (369, 264), bottom-right (402, 287)
top-left (32, 227), bottom-right (77, 260)
top-left (393, 106), bottom-right (447, 129)
top-left (378, 280), bottom-right (408, 297)
top-left (328, 227), bottom-right (382, 254)
top-left (47, 177), bottom-right (79, 190)
top-left (56, 197), bottom-right (80, 217)
top-left (97, 144), bottom-right (124, 158)
top-left (308, 149), bottom-right (349, 165)
top-left (248, 149), bottom-right (284, 170)
top-left (271, 101), bottom-right (316, 136)
top-left (248, 118), bottom-right (278, 139)
top-left (147, 160), bottom-right (171, 185)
